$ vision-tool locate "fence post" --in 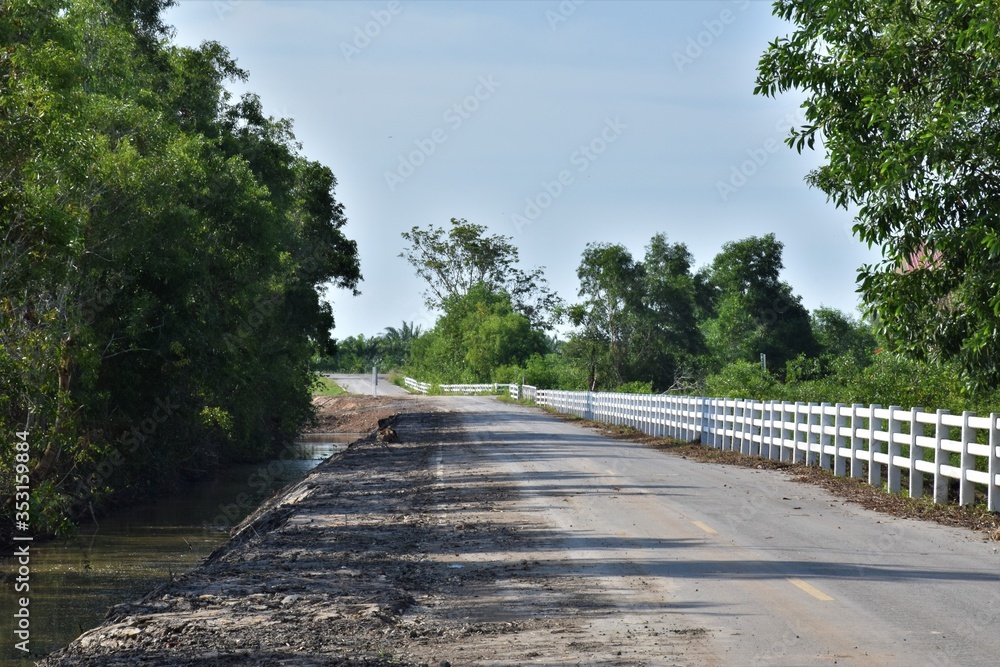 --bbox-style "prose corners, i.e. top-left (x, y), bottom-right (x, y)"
top-left (804, 402), bottom-right (817, 466)
top-left (819, 403), bottom-right (832, 470)
top-left (777, 402), bottom-right (789, 461)
top-left (714, 398), bottom-right (722, 448)
top-left (834, 403), bottom-right (847, 476)
top-left (791, 402), bottom-right (805, 464)
top-left (699, 397), bottom-right (708, 445)
top-left (933, 409), bottom-right (949, 503)
top-left (670, 396), bottom-right (684, 440)
top-left (867, 404), bottom-right (882, 487)
top-left (661, 394), bottom-right (669, 439)
top-left (704, 398), bottom-right (713, 447)
top-left (850, 404), bottom-right (864, 478)
top-left (989, 414), bottom-right (999, 512)
top-left (733, 400), bottom-right (743, 454)
top-left (960, 411), bottom-right (975, 506)
top-left (730, 399), bottom-right (739, 452)
top-left (759, 401), bottom-right (771, 459)
top-left (886, 406), bottom-right (902, 493)
top-left (749, 401), bottom-right (760, 458)
top-left (770, 401), bottom-right (782, 461)
top-left (680, 396), bottom-right (688, 441)
top-left (909, 407), bottom-right (925, 499)
top-left (727, 400), bottom-right (737, 451)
